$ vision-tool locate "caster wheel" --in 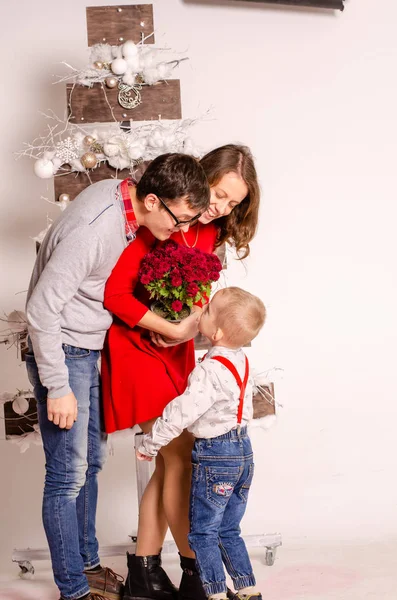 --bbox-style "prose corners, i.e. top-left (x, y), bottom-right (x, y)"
top-left (265, 548), bottom-right (276, 566)
top-left (18, 561), bottom-right (35, 578)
